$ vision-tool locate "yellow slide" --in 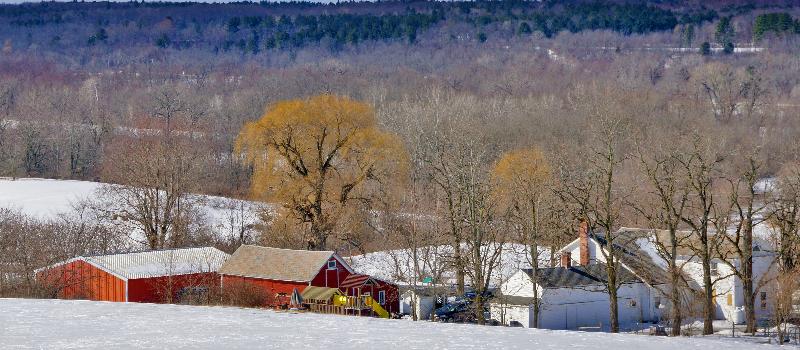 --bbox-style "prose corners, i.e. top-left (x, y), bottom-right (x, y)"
top-left (332, 295), bottom-right (389, 318)
top-left (364, 296), bottom-right (389, 319)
